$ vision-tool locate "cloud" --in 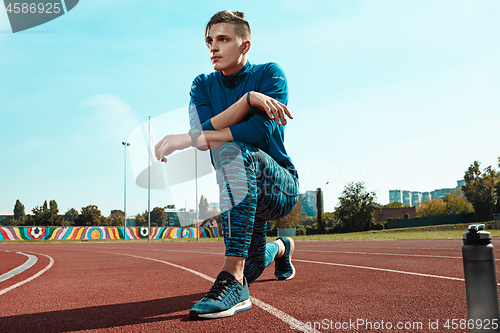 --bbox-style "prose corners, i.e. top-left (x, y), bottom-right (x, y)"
top-left (80, 94), bottom-right (141, 142)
